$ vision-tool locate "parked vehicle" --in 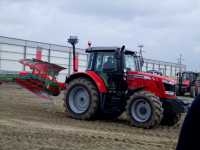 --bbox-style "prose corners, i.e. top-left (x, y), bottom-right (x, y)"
top-left (176, 71), bottom-right (198, 97)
